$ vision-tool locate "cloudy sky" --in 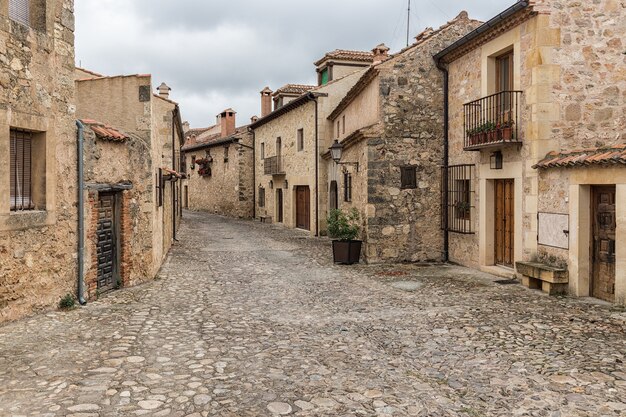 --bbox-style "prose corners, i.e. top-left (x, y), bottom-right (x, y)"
top-left (75, 0), bottom-right (510, 128)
